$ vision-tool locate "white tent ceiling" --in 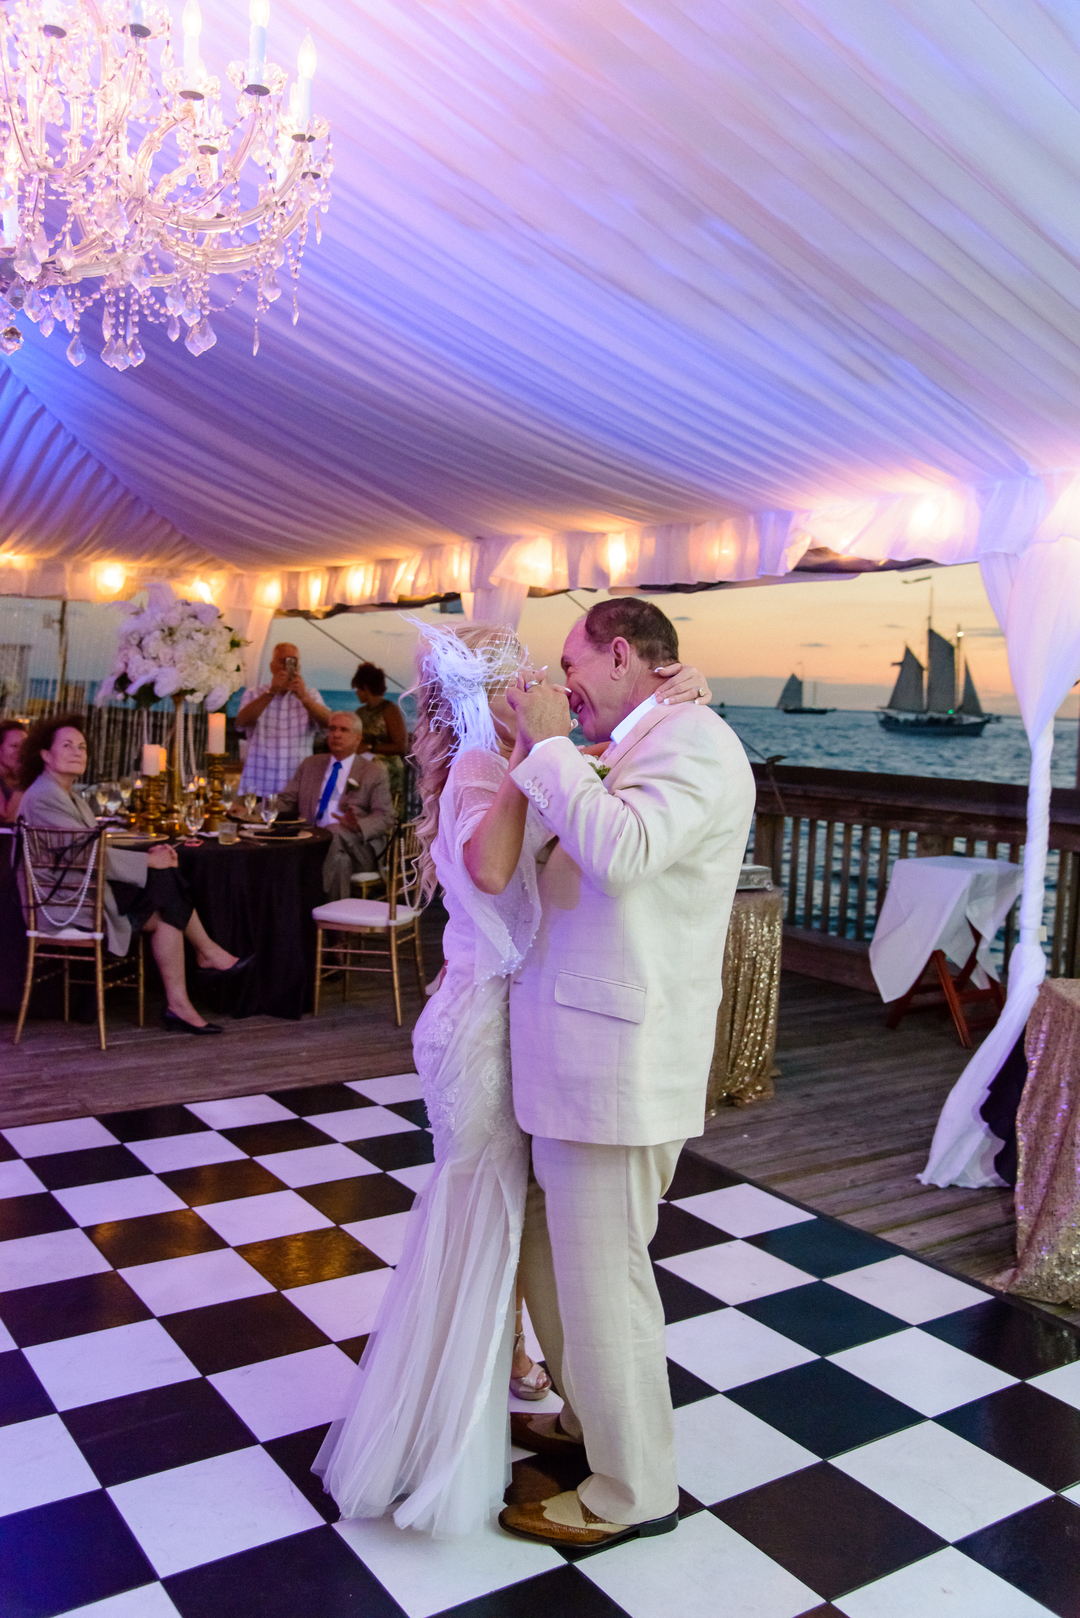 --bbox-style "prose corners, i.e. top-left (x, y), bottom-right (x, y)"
top-left (3, 0), bottom-right (1080, 608)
